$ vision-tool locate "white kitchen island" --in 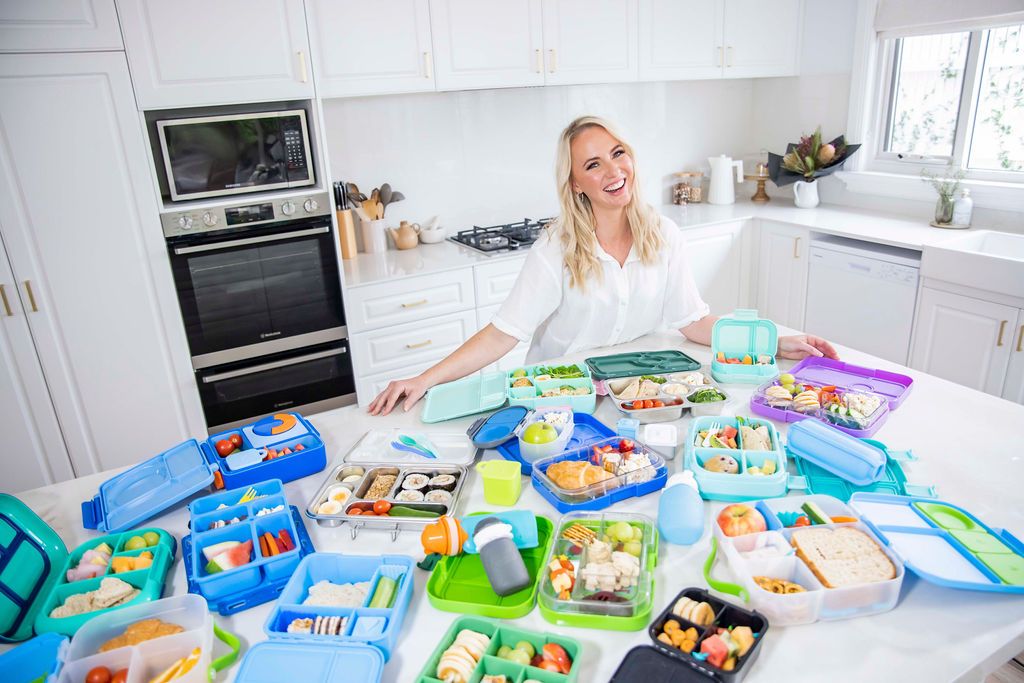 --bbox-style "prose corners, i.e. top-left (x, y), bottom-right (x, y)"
top-left (4, 328), bottom-right (1023, 682)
